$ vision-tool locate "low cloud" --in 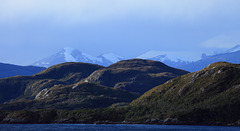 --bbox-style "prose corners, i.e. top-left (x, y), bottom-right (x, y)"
top-left (201, 32), bottom-right (240, 49)
top-left (0, 0), bottom-right (240, 25)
